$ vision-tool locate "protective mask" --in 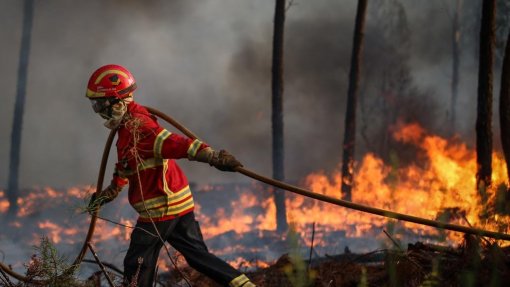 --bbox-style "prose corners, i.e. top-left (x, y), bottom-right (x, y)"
top-left (103, 100), bottom-right (128, 129)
